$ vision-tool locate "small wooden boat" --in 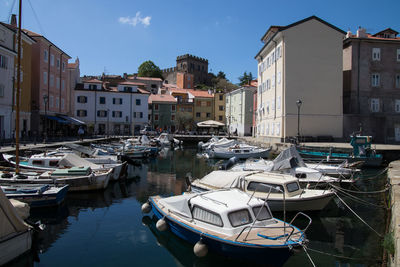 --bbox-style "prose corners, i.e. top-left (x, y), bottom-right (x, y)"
top-left (1, 183), bottom-right (69, 207)
top-left (189, 171), bottom-right (335, 211)
top-left (142, 189), bottom-right (310, 266)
